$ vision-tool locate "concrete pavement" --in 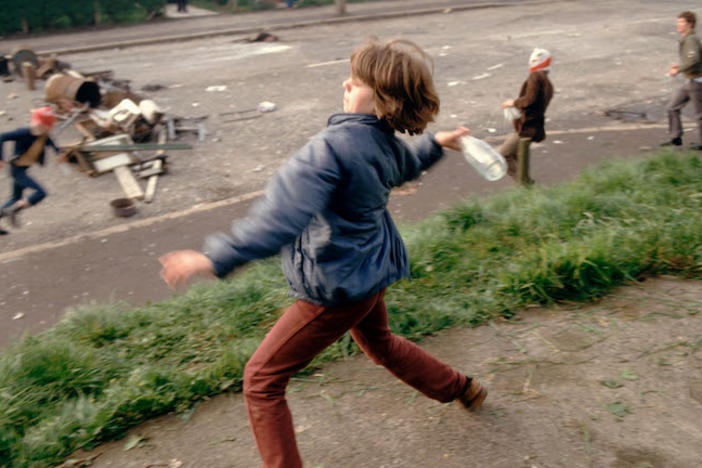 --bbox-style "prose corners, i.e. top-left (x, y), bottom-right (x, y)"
top-left (1, 0), bottom-right (554, 55)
